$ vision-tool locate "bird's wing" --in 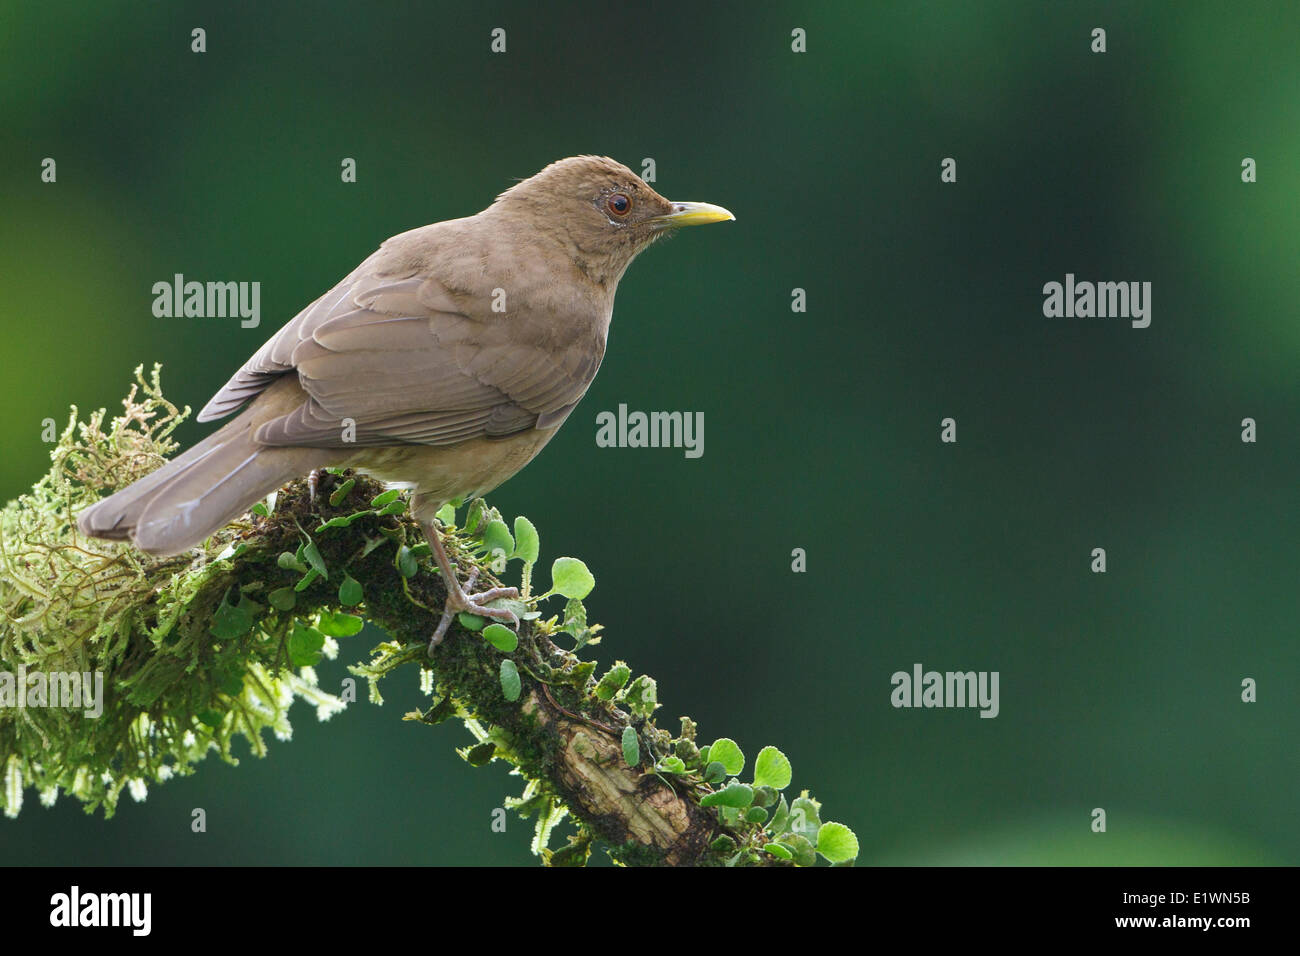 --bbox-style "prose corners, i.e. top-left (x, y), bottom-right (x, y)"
top-left (198, 265), bottom-right (604, 449)
top-left (196, 280), bottom-right (353, 423)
